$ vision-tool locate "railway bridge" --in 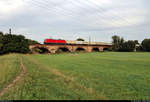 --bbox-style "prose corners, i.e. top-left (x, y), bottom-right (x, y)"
top-left (29, 44), bottom-right (112, 54)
